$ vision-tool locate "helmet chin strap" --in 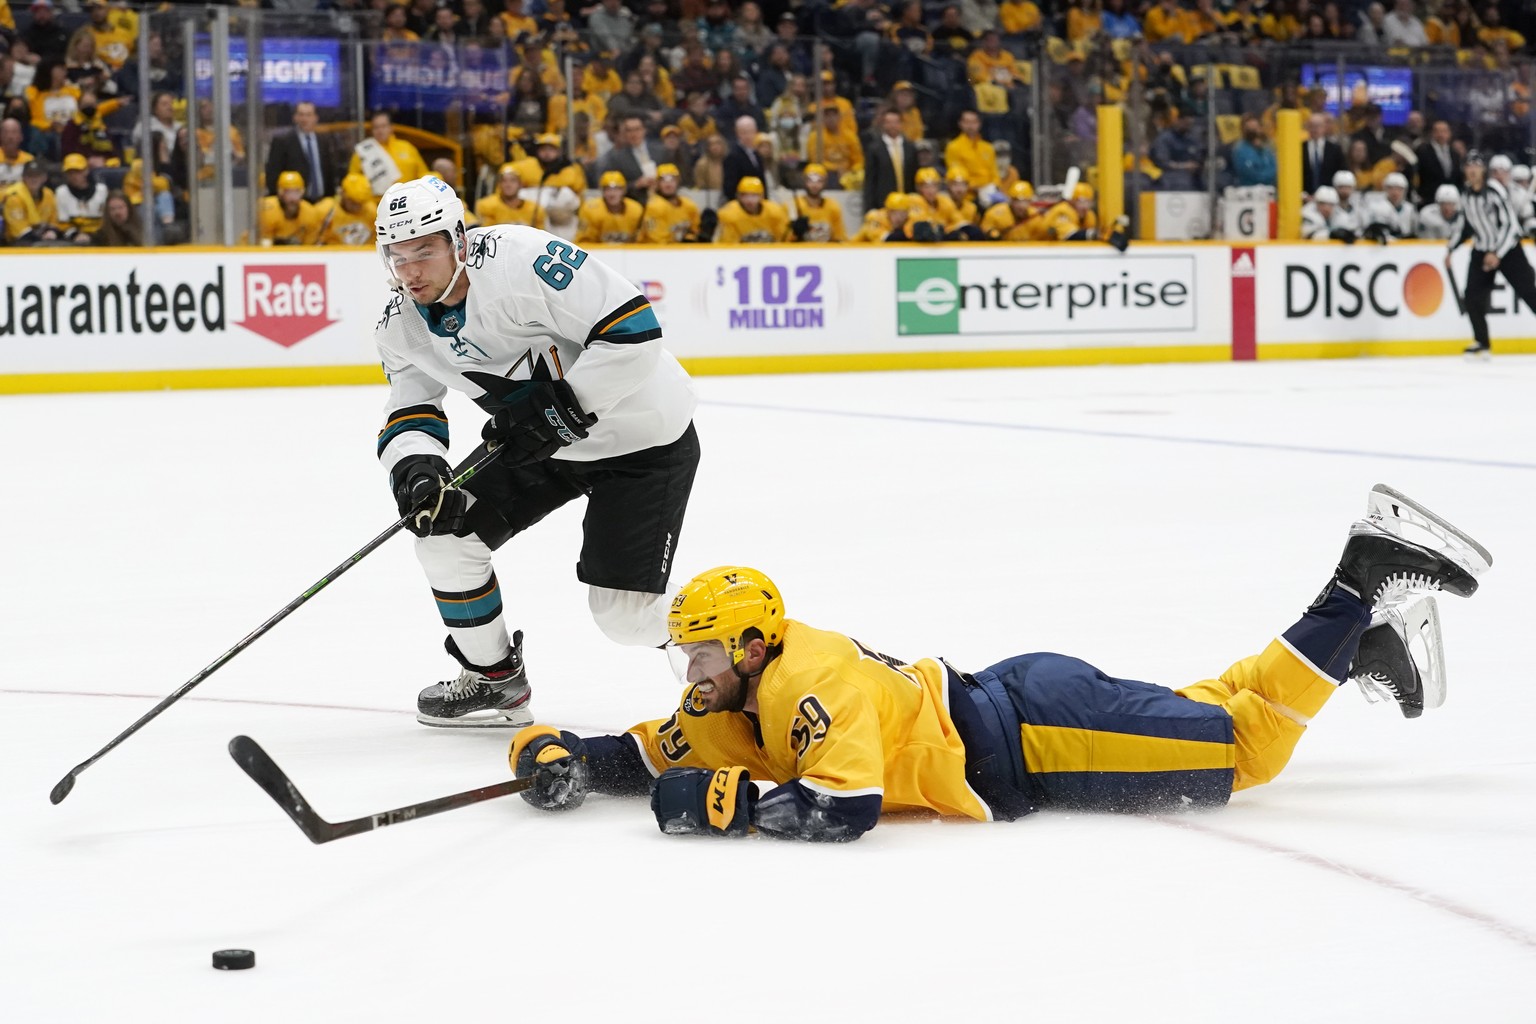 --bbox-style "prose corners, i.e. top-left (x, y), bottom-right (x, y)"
top-left (430, 250), bottom-right (468, 305)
